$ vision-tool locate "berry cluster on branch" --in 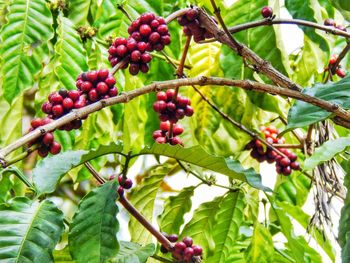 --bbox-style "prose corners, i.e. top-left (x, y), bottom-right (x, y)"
top-left (177, 8), bottom-right (215, 42)
top-left (108, 12), bottom-right (171, 75)
top-left (324, 18), bottom-right (347, 32)
top-left (152, 89), bottom-right (194, 145)
top-left (326, 54), bottom-right (346, 78)
top-left (160, 233), bottom-right (203, 262)
top-left (246, 126), bottom-right (300, 176)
